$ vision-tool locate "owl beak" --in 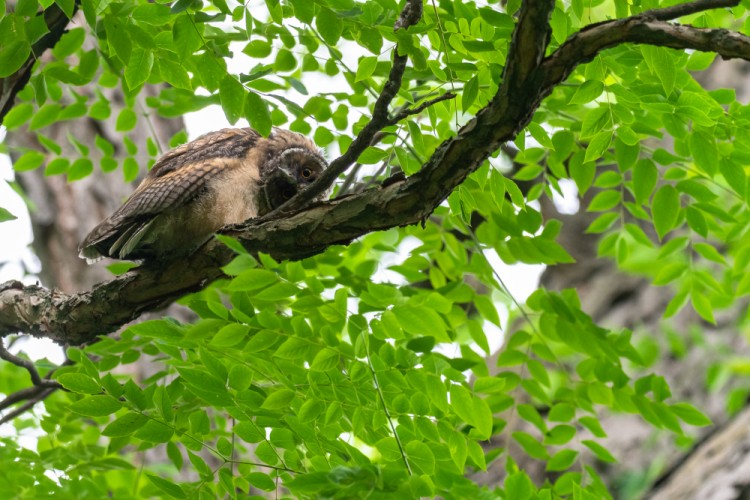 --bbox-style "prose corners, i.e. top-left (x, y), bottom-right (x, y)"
top-left (278, 164), bottom-right (296, 183)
